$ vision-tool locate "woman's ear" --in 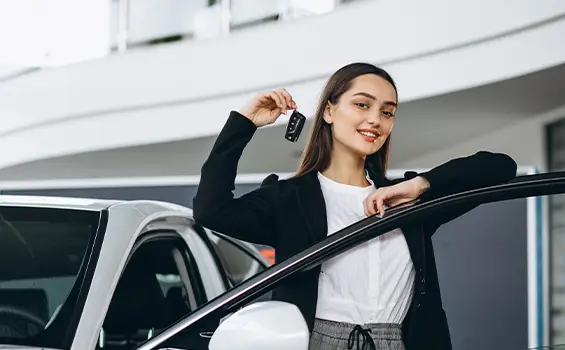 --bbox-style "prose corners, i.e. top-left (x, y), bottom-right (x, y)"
top-left (324, 103), bottom-right (333, 124)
